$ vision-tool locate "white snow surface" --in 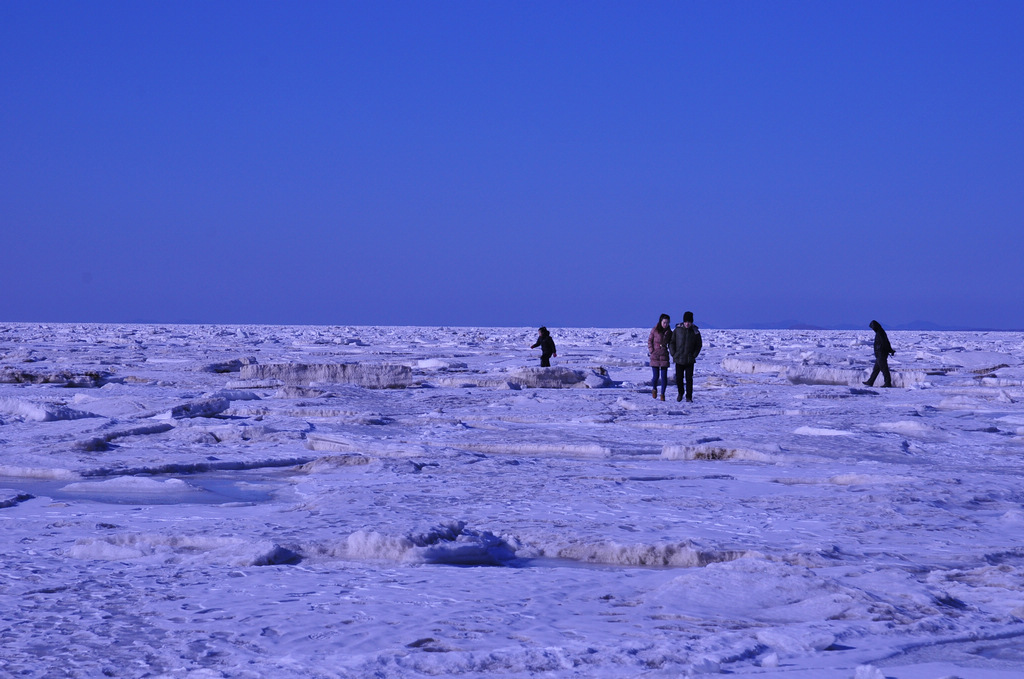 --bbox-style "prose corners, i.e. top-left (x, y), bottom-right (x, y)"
top-left (1, 323), bottom-right (1024, 678)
